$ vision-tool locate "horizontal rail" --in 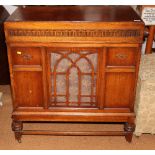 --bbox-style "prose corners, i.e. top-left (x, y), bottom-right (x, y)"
top-left (20, 130), bottom-right (126, 136)
top-left (13, 65), bottom-right (42, 71)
